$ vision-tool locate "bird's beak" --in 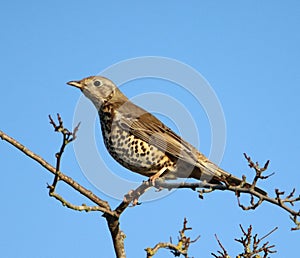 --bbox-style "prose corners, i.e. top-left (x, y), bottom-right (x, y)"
top-left (67, 80), bottom-right (83, 90)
